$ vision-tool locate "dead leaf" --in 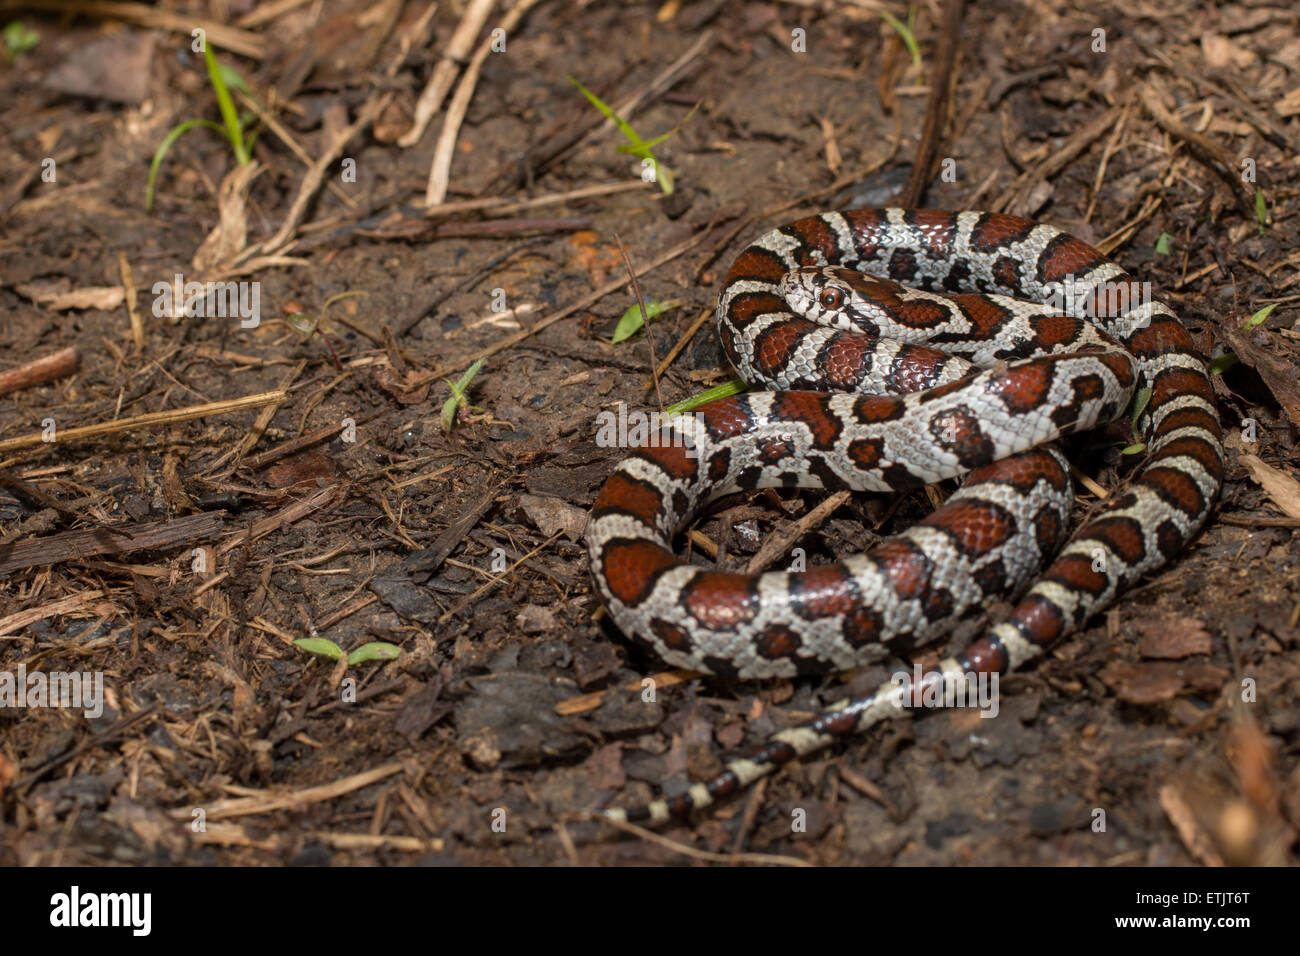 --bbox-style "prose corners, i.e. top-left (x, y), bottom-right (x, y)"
top-left (518, 493), bottom-right (587, 541)
top-left (1239, 453), bottom-right (1300, 518)
top-left (1136, 616), bottom-right (1213, 659)
top-left (1159, 784), bottom-right (1225, 866)
top-left (374, 365), bottom-right (431, 404)
top-left (1200, 34), bottom-right (1257, 70)
top-left (15, 281), bottom-right (126, 311)
top-left (193, 161), bottom-right (262, 272)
